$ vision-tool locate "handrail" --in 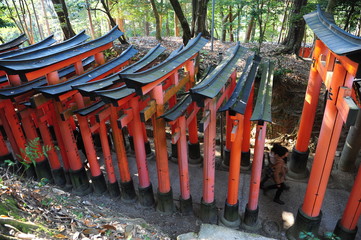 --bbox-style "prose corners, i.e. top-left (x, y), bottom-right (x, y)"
top-left (0, 34), bottom-right (27, 52)
top-left (304, 5), bottom-right (361, 56)
top-left (218, 54), bottom-right (261, 114)
top-left (190, 42), bottom-right (248, 106)
top-left (0, 35), bottom-right (56, 59)
top-left (0, 27), bottom-right (121, 74)
top-left (250, 60), bottom-right (274, 122)
top-left (35, 46), bottom-right (137, 99)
